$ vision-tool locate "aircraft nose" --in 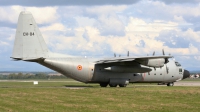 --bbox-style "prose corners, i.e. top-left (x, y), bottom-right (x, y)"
top-left (183, 70), bottom-right (190, 79)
